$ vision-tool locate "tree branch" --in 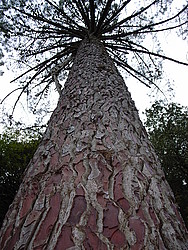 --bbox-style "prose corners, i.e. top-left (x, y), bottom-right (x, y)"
top-left (95, 0), bottom-right (113, 35)
top-left (101, 0), bottom-right (131, 32)
top-left (126, 47), bottom-right (188, 66)
top-left (103, 0), bottom-right (158, 34)
top-left (89, 0), bottom-right (95, 33)
top-left (72, 0), bottom-right (90, 28)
